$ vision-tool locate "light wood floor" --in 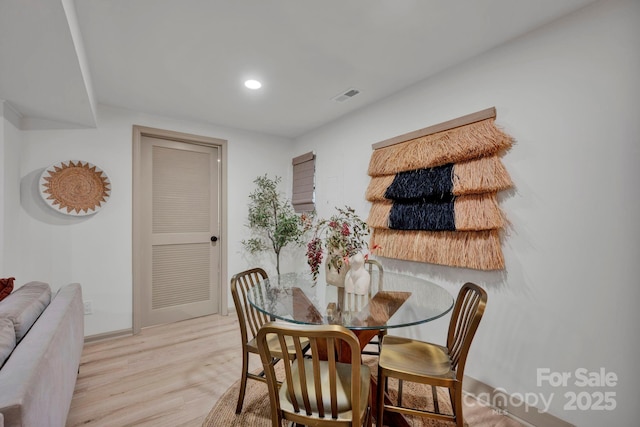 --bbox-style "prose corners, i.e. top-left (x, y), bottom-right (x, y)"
top-left (67, 313), bottom-right (260, 427)
top-left (67, 314), bottom-right (528, 427)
